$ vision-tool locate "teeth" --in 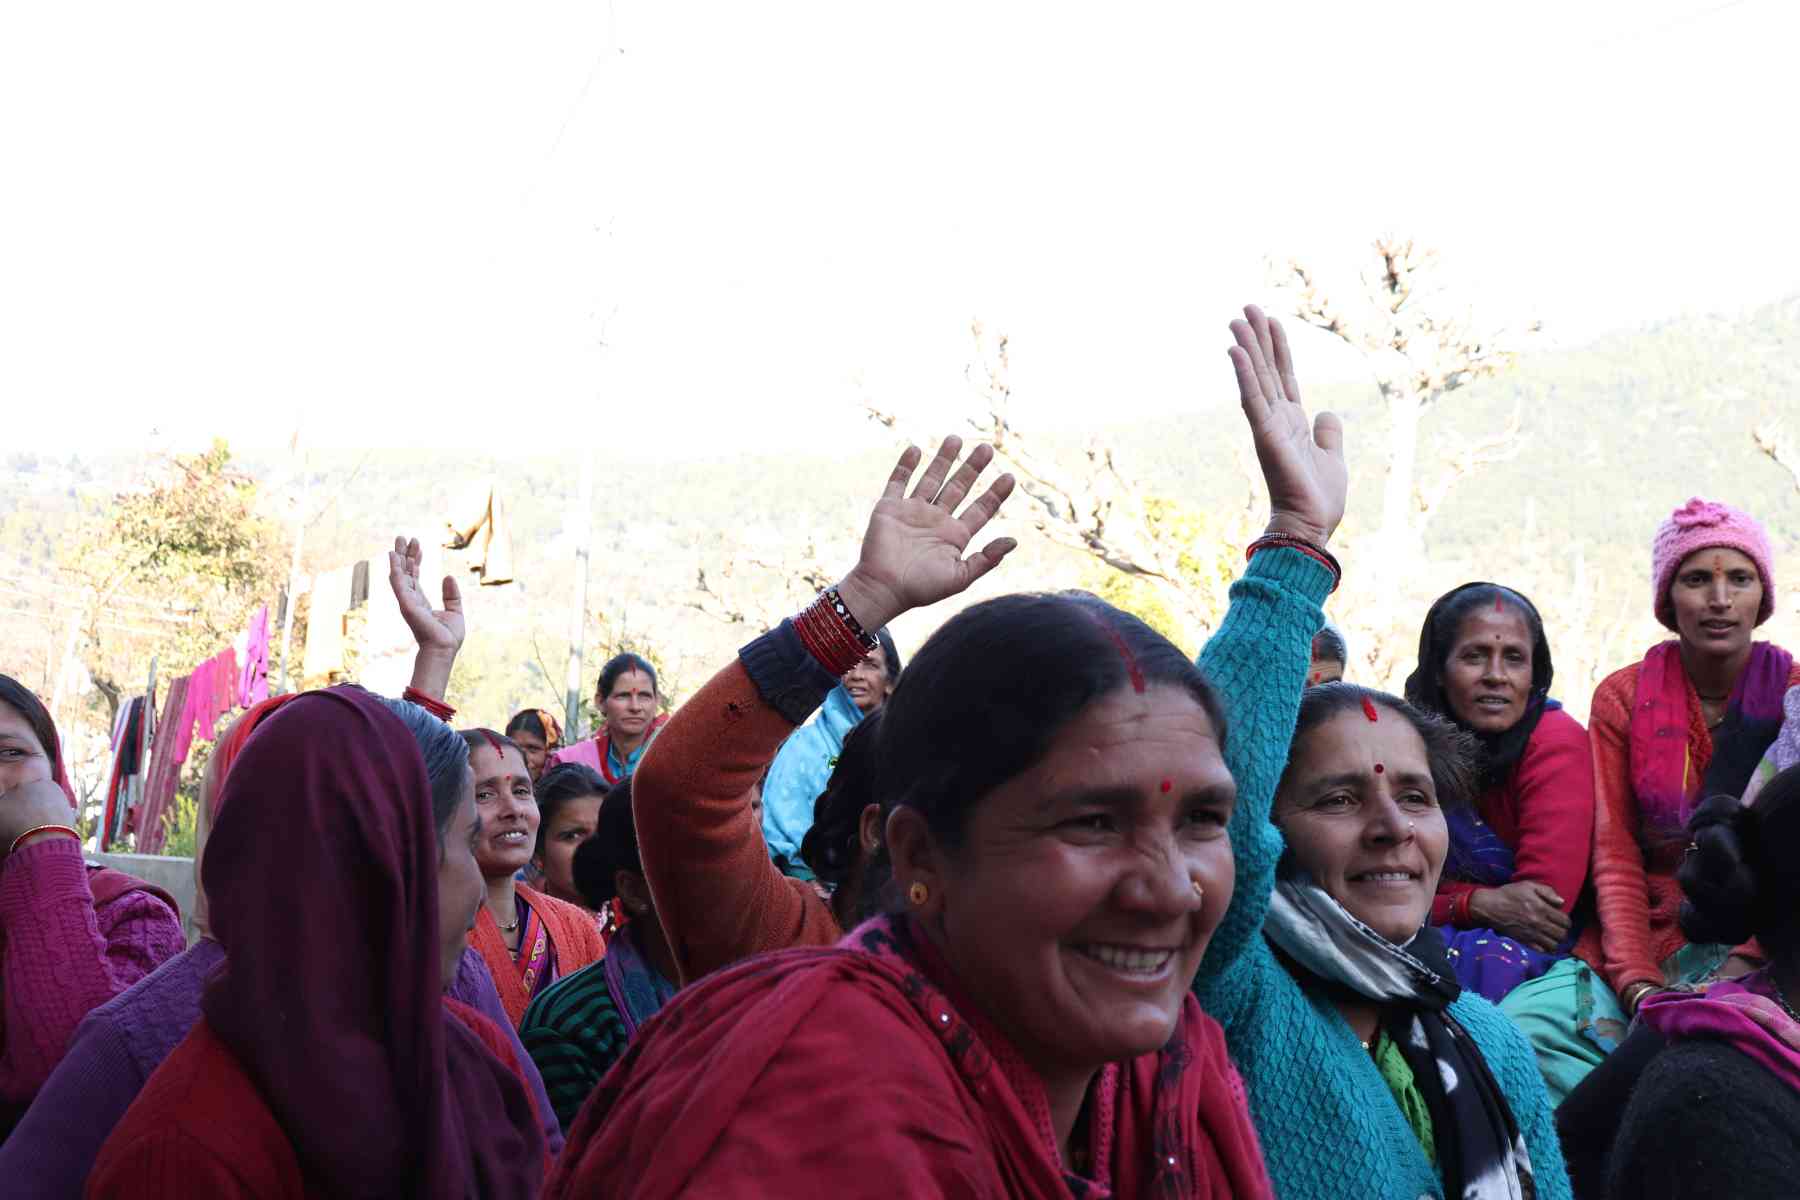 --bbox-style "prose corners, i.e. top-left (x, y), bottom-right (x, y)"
top-left (1074, 944), bottom-right (1175, 974)
top-left (1354, 872), bottom-right (1413, 882)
